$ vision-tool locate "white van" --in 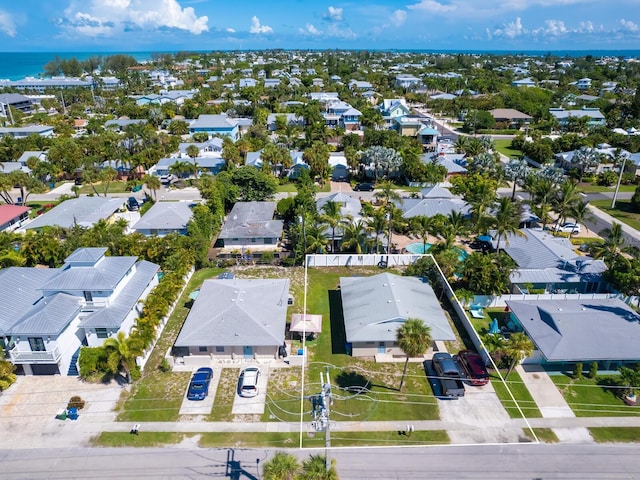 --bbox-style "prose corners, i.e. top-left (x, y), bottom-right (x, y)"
top-left (239, 367), bottom-right (260, 397)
